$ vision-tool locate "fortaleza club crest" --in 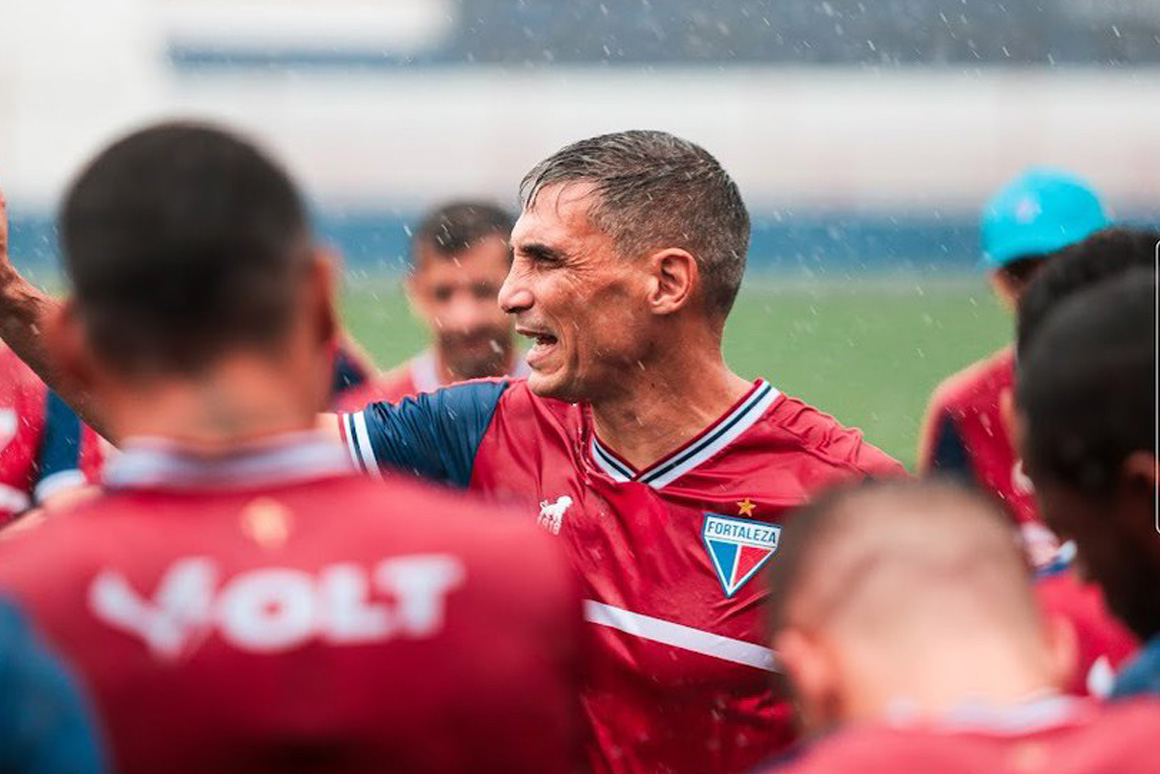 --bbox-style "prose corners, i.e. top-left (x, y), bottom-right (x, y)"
top-left (701, 504), bottom-right (781, 597)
